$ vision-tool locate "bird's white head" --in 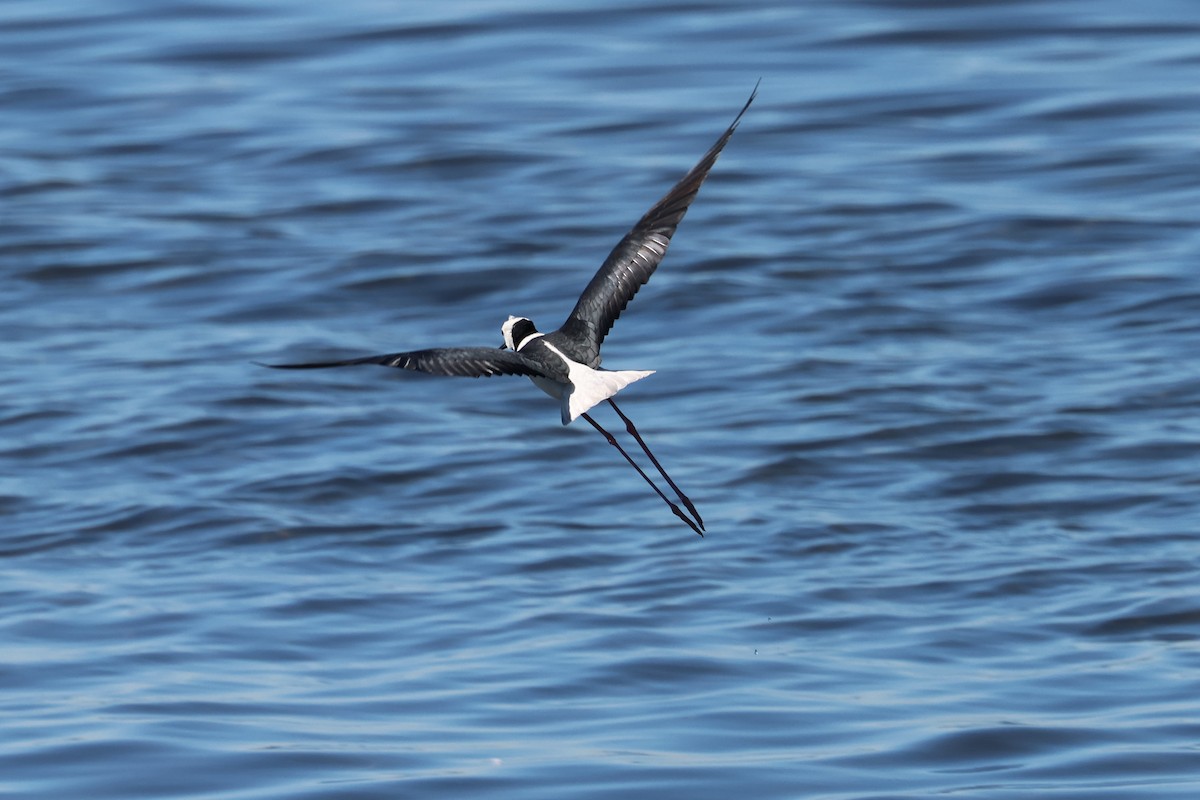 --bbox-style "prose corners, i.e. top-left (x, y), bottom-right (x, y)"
top-left (501, 315), bottom-right (540, 351)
